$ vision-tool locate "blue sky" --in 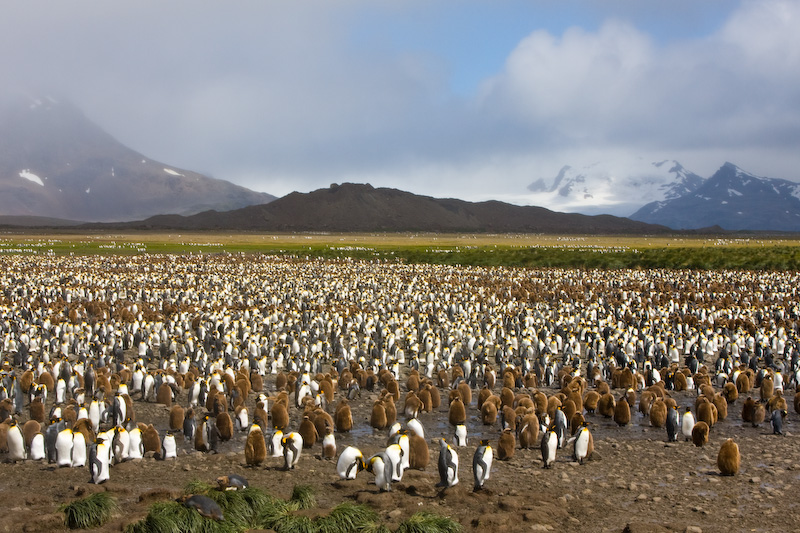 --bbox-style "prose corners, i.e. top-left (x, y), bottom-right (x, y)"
top-left (1, 0), bottom-right (798, 212)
